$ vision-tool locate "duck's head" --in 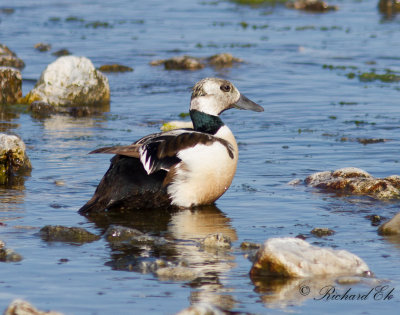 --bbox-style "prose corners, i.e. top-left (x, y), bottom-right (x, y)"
top-left (190, 77), bottom-right (264, 116)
